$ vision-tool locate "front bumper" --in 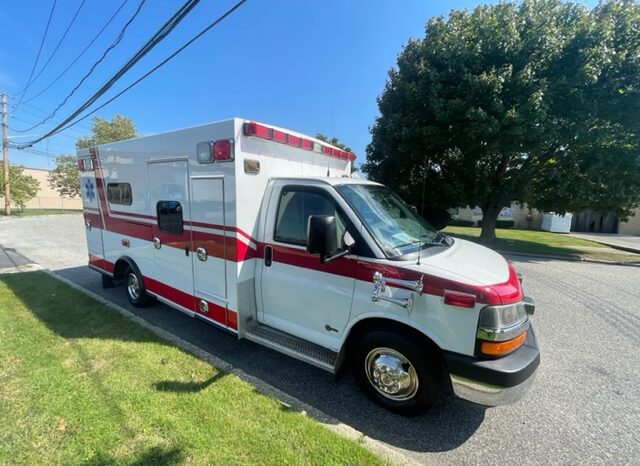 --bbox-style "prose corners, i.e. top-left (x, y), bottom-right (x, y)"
top-left (444, 326), bottom-right (540, 406)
